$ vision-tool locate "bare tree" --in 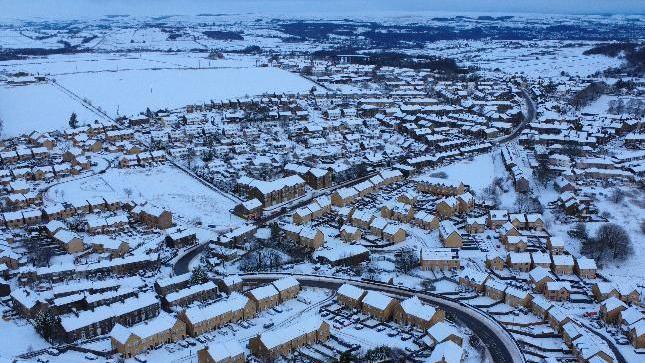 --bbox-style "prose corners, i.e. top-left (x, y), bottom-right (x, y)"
top-left (582, 223), bottom-right (633, 262)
